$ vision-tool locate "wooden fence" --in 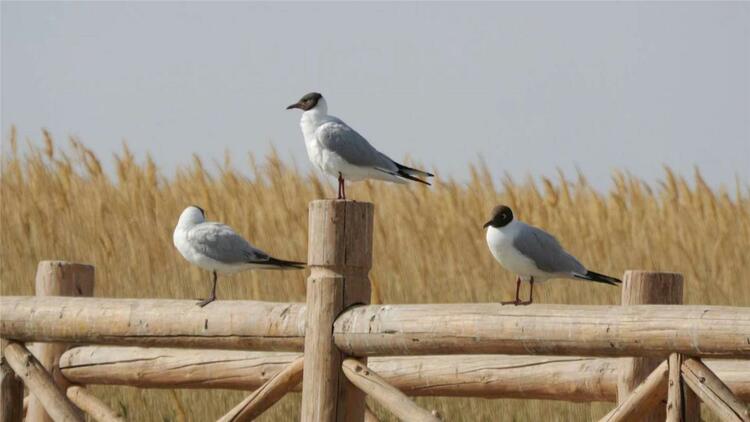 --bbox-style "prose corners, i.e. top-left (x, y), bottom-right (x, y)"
top-left (1, 199), bottom-right (748, 422)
